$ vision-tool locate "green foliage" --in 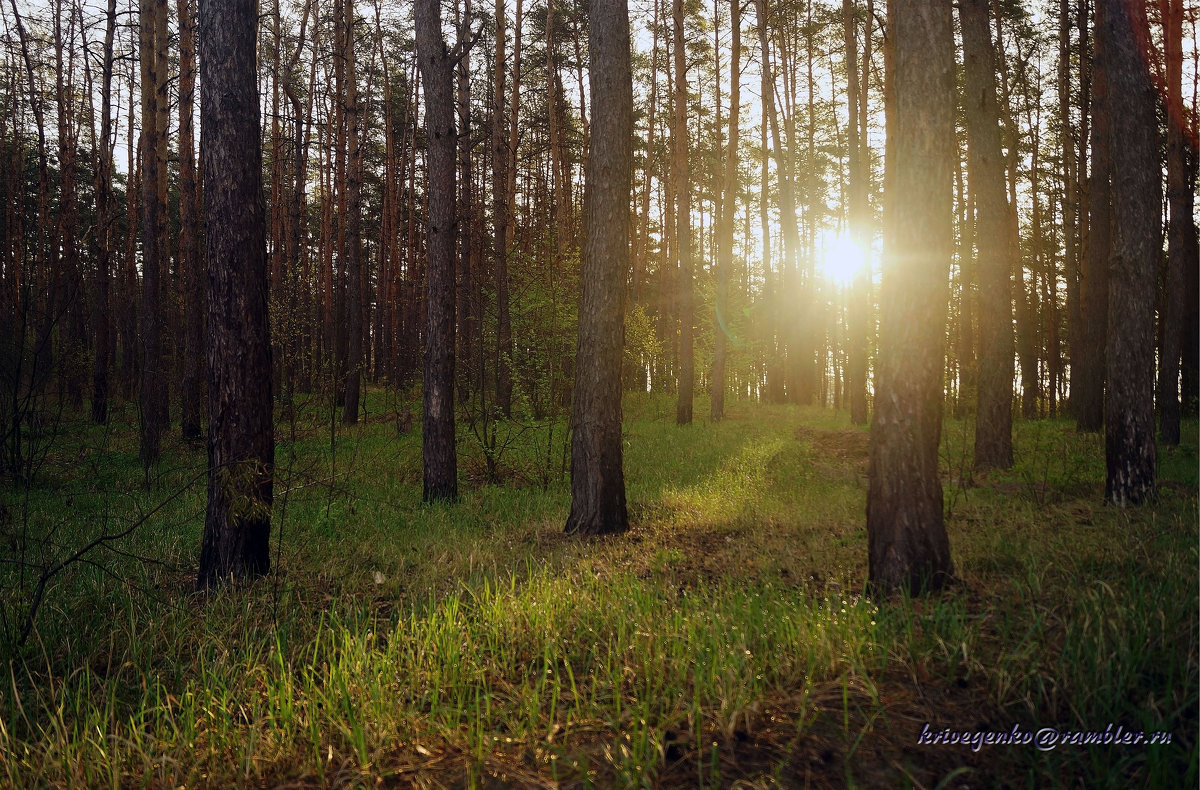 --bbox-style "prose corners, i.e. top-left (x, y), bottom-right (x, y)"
top-left (623, 302), bottom-right (661, 385)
